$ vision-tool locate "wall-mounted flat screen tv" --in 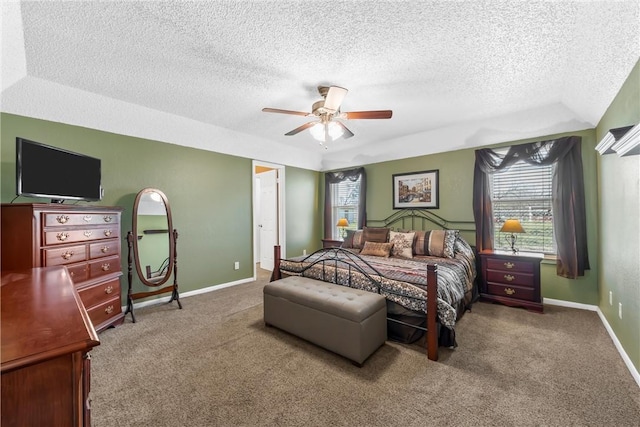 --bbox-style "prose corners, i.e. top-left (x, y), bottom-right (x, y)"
top-left (16, 137), bottom-right (102, 203)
